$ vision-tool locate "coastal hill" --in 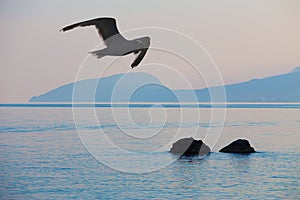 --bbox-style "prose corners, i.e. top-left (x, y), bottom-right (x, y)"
top-left (30, 72), bottom-right (178, 102)
top-left (189, 67), bottom-right (300, 102)
top-left (30, 67), bottom-right (300, 102)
